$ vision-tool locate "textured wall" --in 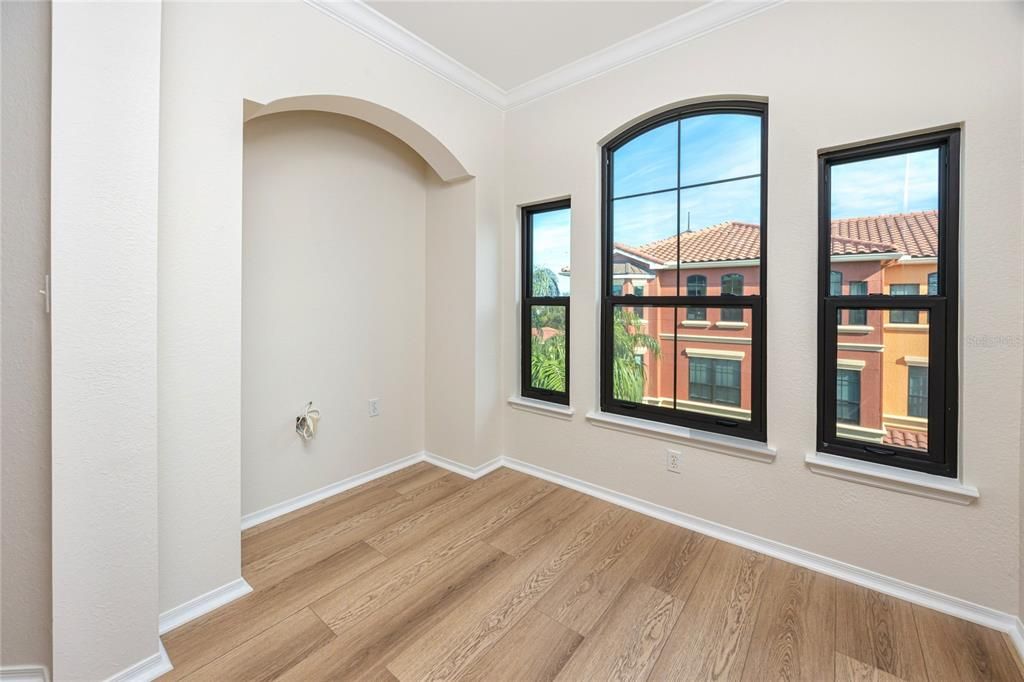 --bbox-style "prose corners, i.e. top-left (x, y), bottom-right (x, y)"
top-left (0, 0), bottom-right (52, 673)
top-left (242, 111), bottom-right (428, 515)
top-left (502, 1), bottom-right (1024, 614)
top-left (50, 2), bottom-right (162, 678)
